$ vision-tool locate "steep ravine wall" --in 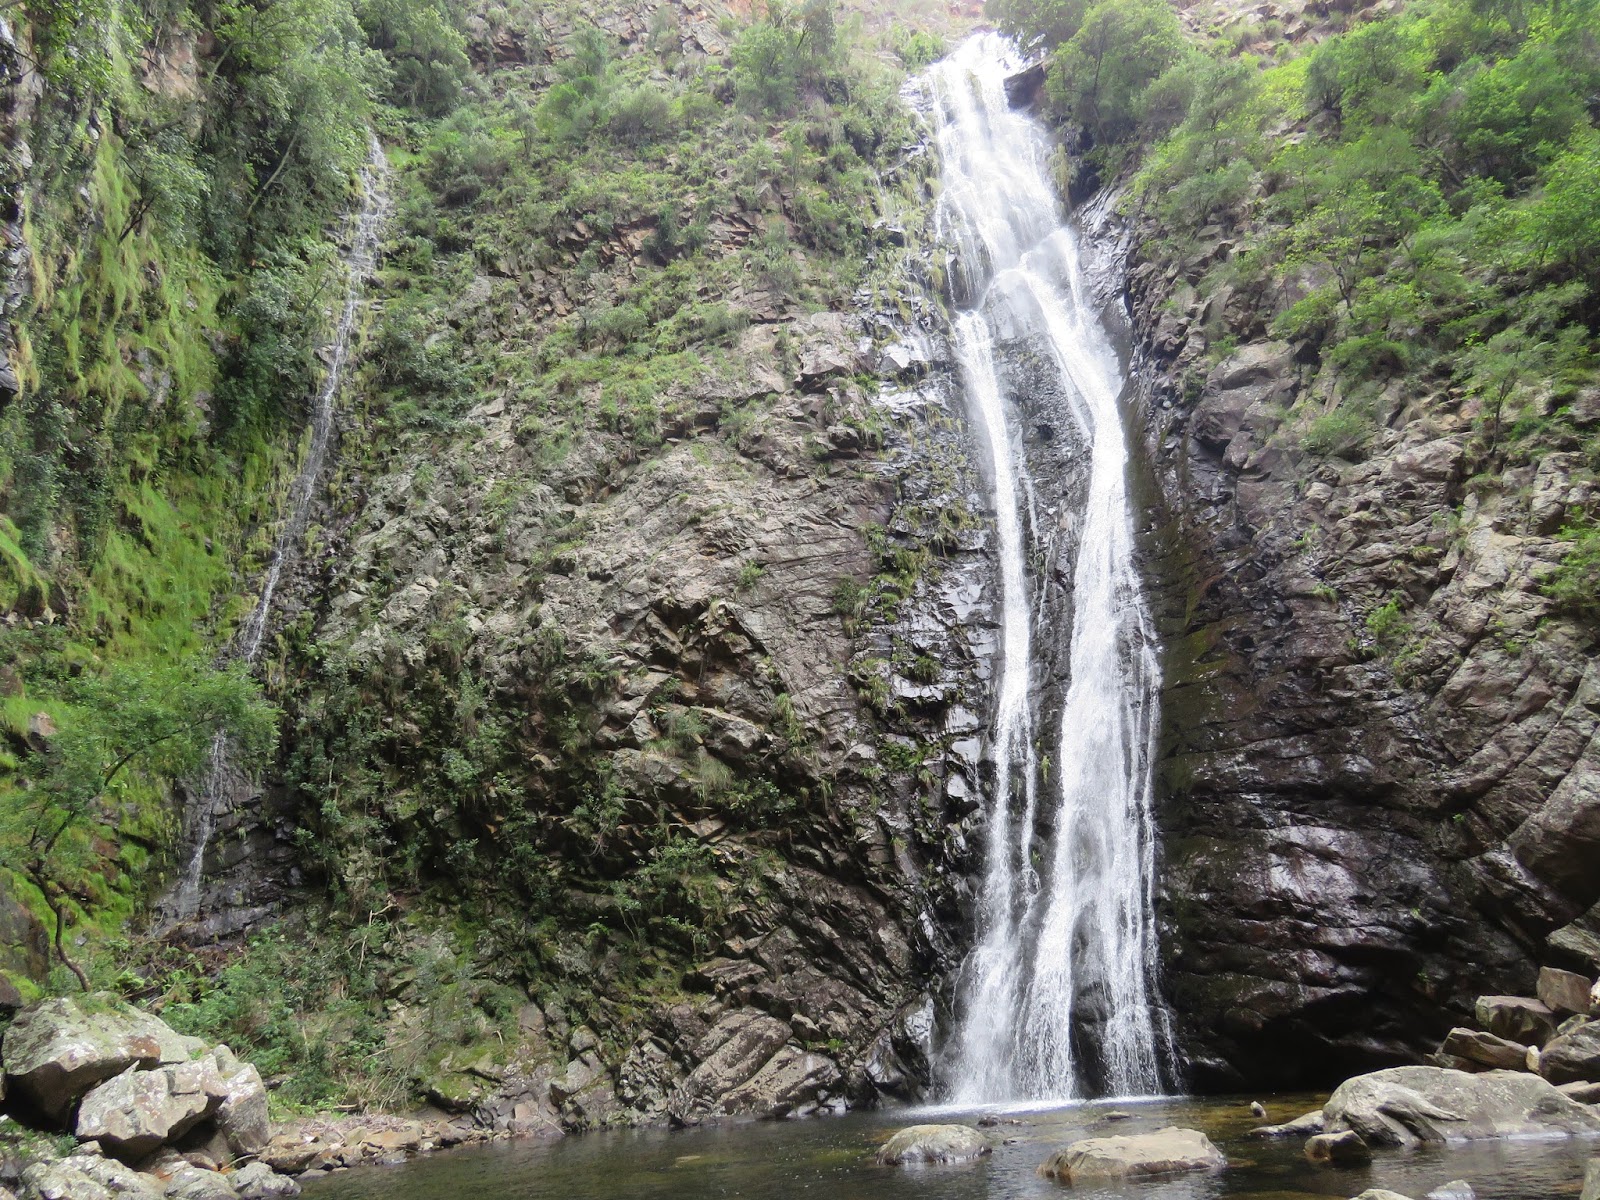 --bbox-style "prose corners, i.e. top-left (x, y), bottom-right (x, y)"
top-left (1078, 180), bottom-right (1600, 1092)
